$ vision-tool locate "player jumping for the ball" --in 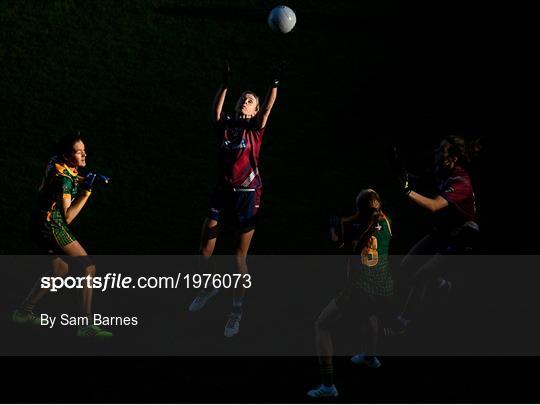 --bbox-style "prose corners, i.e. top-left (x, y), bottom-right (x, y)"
top-left (188, 61), bottom-right (282, 338)
top-left (308, 189), bottom-right (394, 398)
top-left (12, 132), bottom-right (112, 340)
top-left (390, 135), bottom-right (481, 334)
